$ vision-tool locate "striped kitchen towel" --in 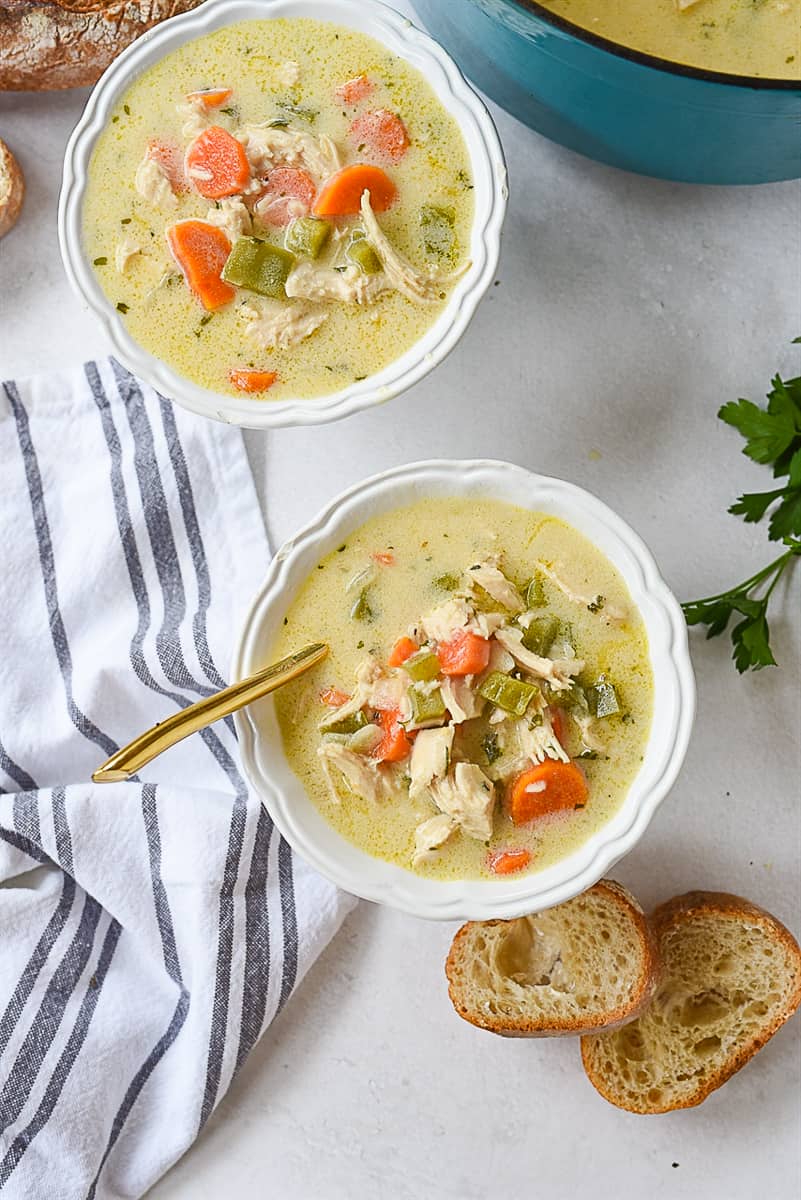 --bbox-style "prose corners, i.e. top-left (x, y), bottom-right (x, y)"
top-left (0, 359), bottom-right (355, 1200)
